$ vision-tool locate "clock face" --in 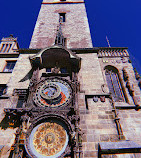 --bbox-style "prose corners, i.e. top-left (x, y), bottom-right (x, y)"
top-left (26, 121), bottom-right (69, 158)
top-left (33, 79), bottom-right (72, 108)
